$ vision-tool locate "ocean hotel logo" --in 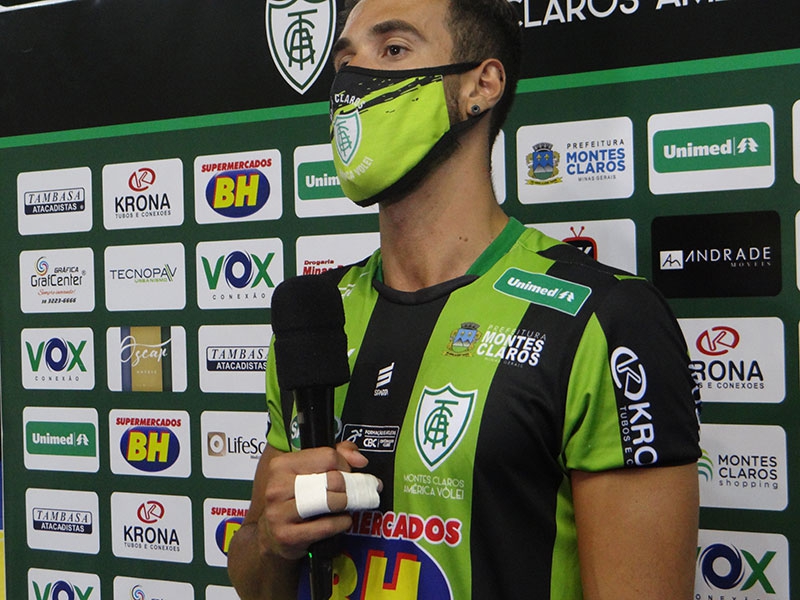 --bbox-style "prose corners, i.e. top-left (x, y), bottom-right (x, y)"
top-left (648, 104), bottom-right (775, 194)
top-left (106, 326), bottom-right (188, 392)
